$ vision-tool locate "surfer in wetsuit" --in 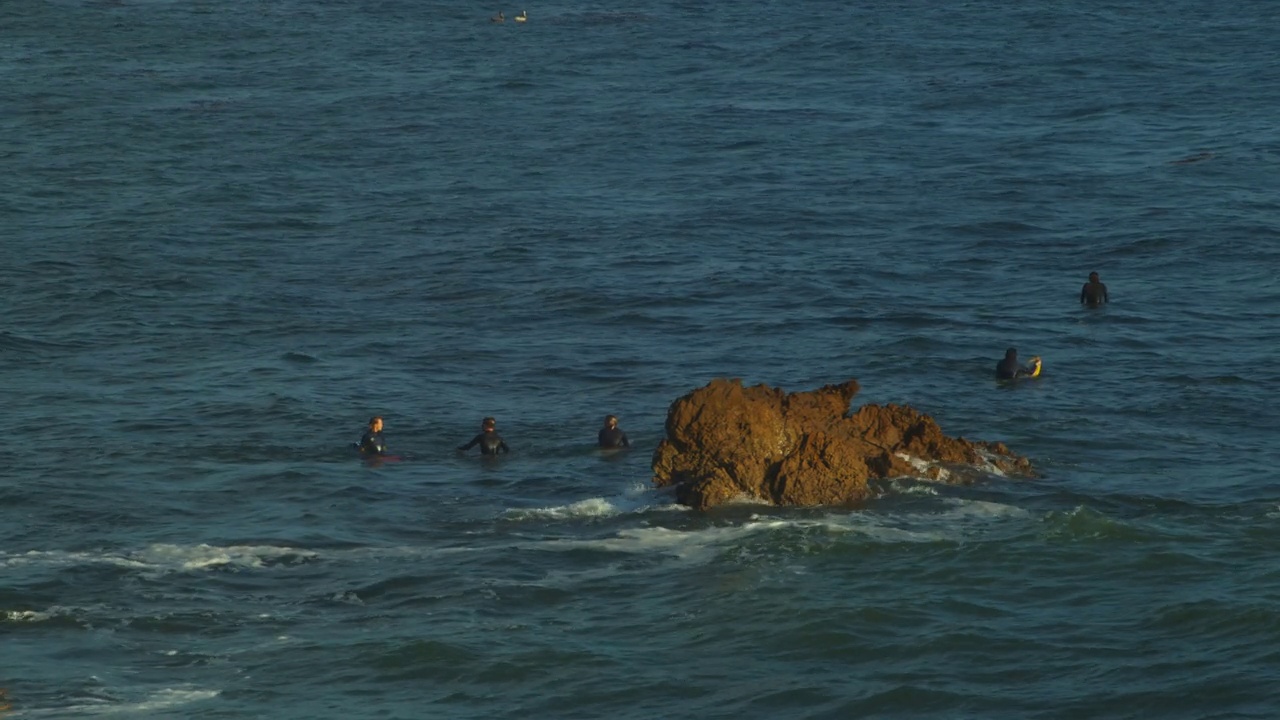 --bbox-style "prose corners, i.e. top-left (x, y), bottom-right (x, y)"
top-left (995, 348), bottom-right (1039, 380)
top-left (457, 416), bottom-right (510, 456)
top-left (357, 416), bottom-right (387, 456)
top-left (1080, 271), bottom-right (1109, 306)
top-left (598, 415), bottom-right (631, 449)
